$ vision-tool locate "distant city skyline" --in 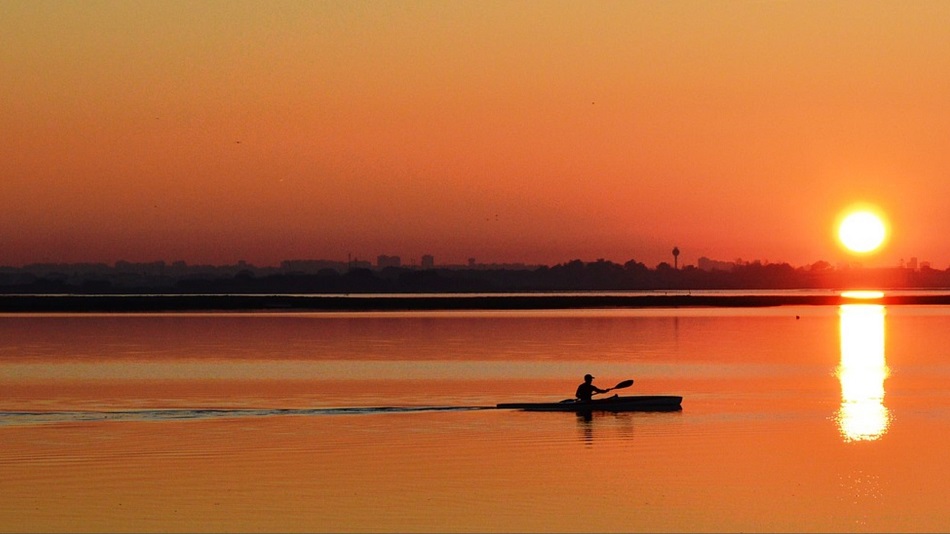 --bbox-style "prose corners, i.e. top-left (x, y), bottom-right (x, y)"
top-left (5, 251), bottom-right (949, 300)
top-left (1, 249), bottom-right (940, 273)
